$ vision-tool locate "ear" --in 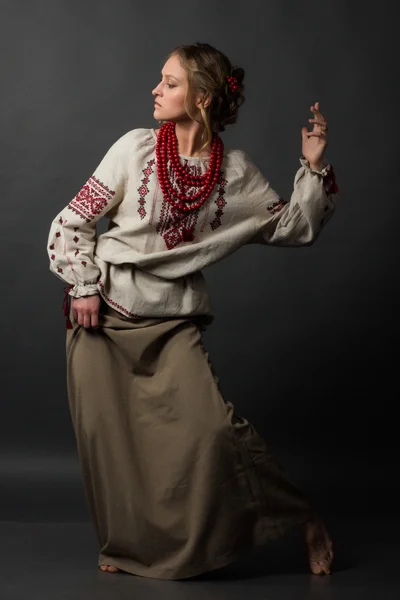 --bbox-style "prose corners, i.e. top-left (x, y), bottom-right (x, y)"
top-left (203, 94), bottom-right (211, 109)
top-left (196, 91), bottom-right (211, 110)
